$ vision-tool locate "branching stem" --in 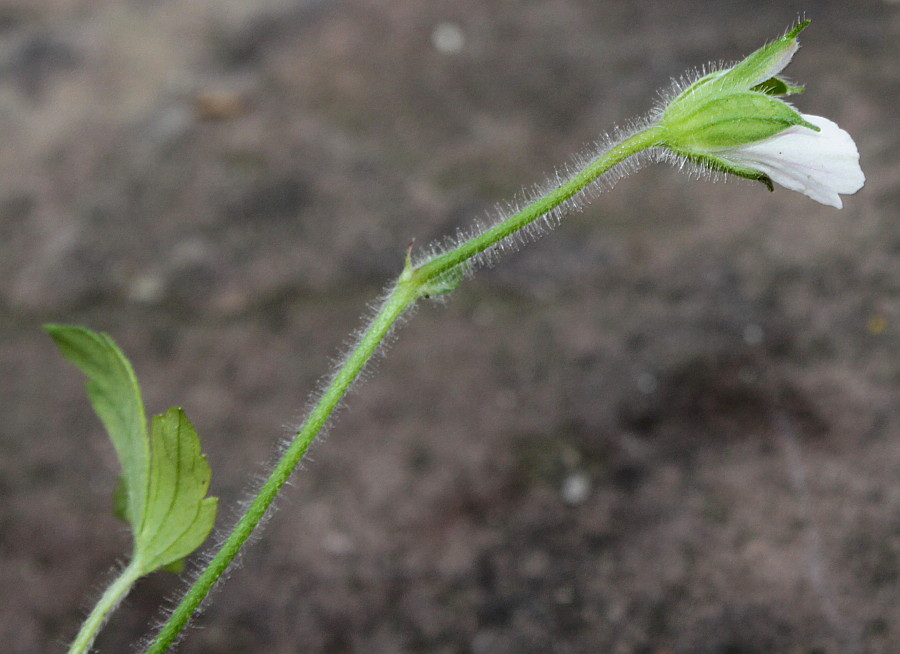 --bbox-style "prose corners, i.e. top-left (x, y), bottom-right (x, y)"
top-left (142, 124), bottom-right (662, 653)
